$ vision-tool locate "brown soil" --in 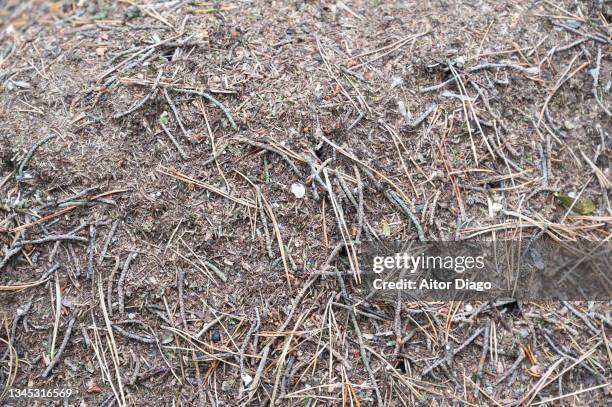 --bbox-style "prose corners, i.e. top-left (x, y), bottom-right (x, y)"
top-left (1, 0), bottom-right (610, 406)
